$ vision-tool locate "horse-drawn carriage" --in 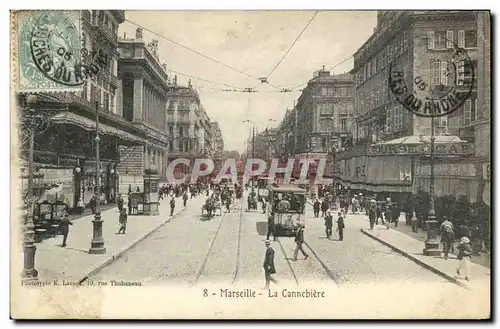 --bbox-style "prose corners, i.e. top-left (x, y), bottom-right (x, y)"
top-left (202, 196), bottom-right (222, 217)
top-left (247, 190), bottom-right (258, 211)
